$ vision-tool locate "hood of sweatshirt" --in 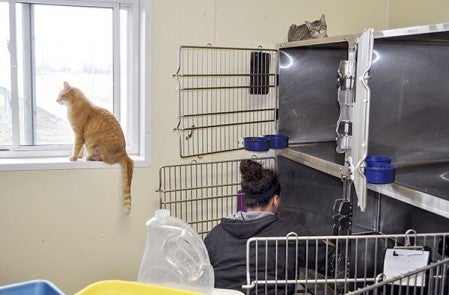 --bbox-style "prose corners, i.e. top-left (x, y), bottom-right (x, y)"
top-left (219, 213), bottom-right (279, 239)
